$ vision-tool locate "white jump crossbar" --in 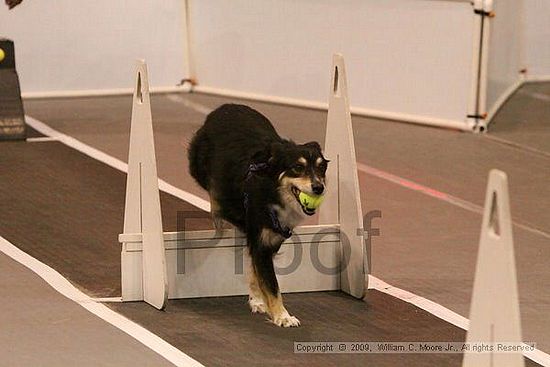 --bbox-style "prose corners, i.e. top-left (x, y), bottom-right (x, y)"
top-left (119, 54), bottom-right (368, 308)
